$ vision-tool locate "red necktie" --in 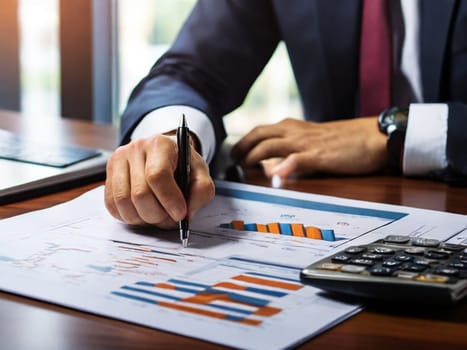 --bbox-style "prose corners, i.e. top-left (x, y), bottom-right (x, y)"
top-left (359, 0), bottom-right (391, 116)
